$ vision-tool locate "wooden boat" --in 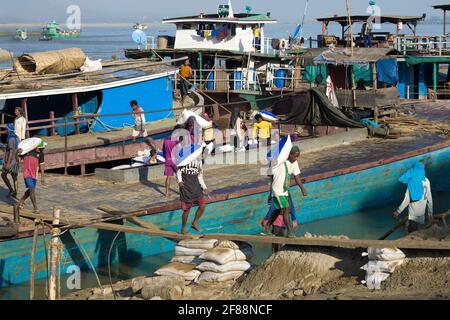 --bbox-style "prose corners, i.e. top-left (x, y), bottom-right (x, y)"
top-left (0, 139), bottom-right (448, 288)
